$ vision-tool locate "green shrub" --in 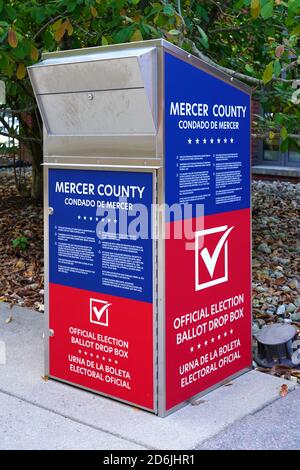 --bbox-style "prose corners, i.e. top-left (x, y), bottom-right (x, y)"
top-left (12, 236), bottom-right (29, 251)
